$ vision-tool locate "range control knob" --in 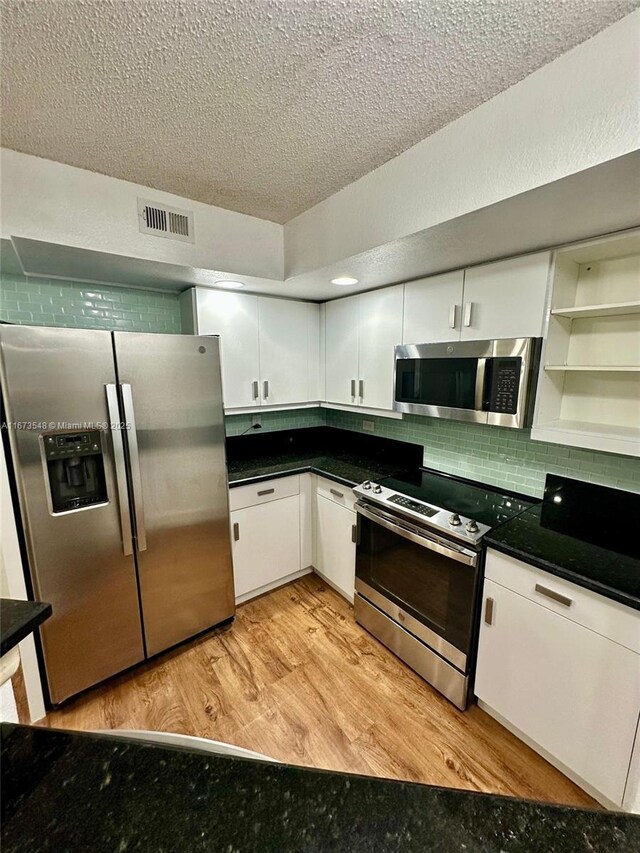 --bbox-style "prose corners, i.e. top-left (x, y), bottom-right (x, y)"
top-left (373, 484), bottom-right (382, 494)
top-left (362, 480), bottom-right (372, 490)
top-left (466, 519), bottom-right (479, 534)
top-left (449, 513), bottom-right (462, 526)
